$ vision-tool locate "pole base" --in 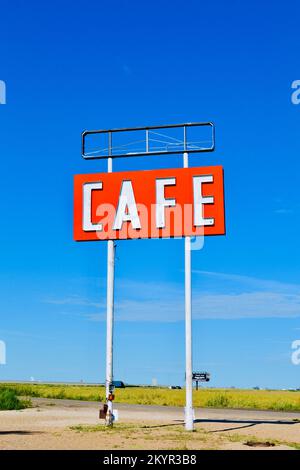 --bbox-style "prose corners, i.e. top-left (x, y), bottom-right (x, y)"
top-left (184, 407), bottom-right (194, 431)
top-left (105, 400), bottom-right (114, 426)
